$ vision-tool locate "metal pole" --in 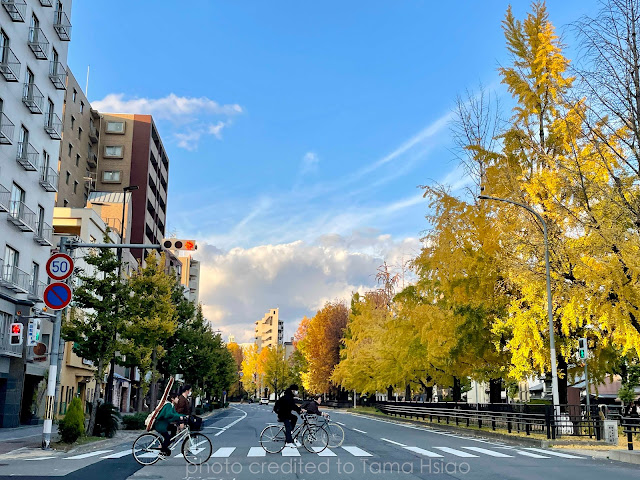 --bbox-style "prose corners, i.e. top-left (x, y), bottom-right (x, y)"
top-left (478, 195), bottom-right (560, 417)
top-left (42, 237), bottom-right (68, 449)
top-left (584, 361), bottom-right (590, 417)
top-left (353, 389), bottom-right (356, 408)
